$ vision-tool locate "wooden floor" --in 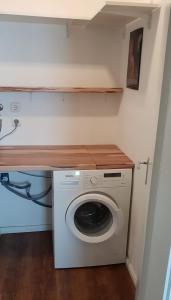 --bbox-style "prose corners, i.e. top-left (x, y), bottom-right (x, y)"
top-left (0, 232), bottom-right (135, 300)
